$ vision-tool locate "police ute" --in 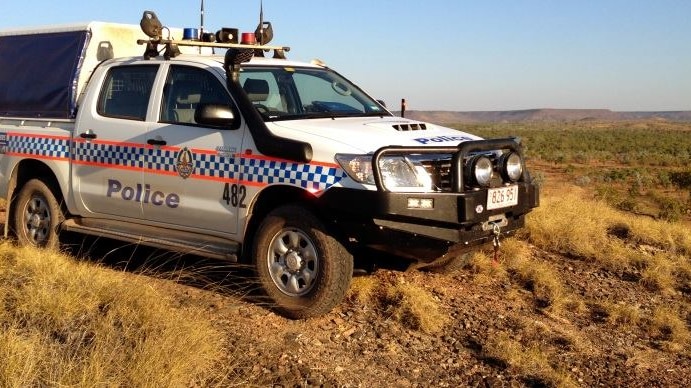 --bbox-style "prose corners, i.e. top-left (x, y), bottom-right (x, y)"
top-left (0, 11), bottom-right (539, 318)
